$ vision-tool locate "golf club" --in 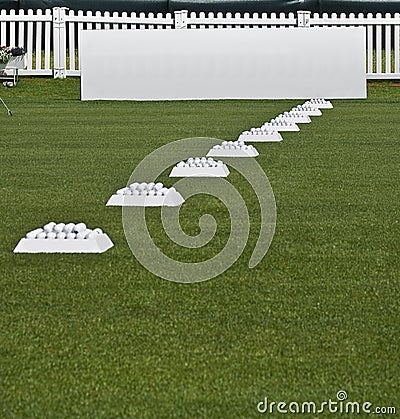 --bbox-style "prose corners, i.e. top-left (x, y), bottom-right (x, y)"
top-left (0, 97), bottom-right (12, 116)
